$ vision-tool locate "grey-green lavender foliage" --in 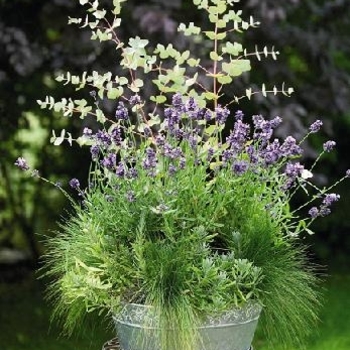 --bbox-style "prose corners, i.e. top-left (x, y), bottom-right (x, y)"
top-left (15, 0), bottom-right (350, 349)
